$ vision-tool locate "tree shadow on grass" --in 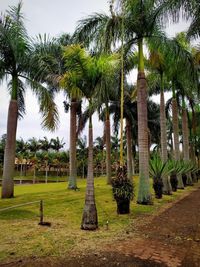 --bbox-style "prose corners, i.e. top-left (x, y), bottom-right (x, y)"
top-left (0, 209), bottom-right (37, 220)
